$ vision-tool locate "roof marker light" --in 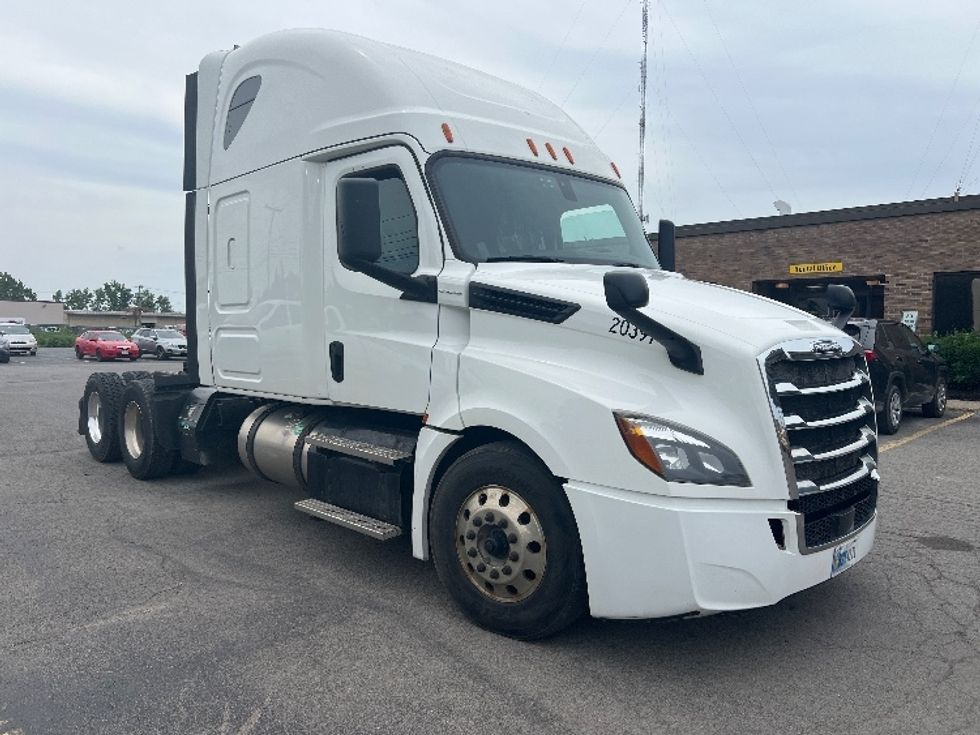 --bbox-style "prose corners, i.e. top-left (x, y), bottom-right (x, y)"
top-left (526, 138), bottom-right (539, 156)
top-left (562, 146), bottom-right (575, 164)
top-left (610, 161), bottom-right (621, 178)
top-left (441, 123), bottom-right (454, 143)
top-left (544, 142), bottom-right (558, 160)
